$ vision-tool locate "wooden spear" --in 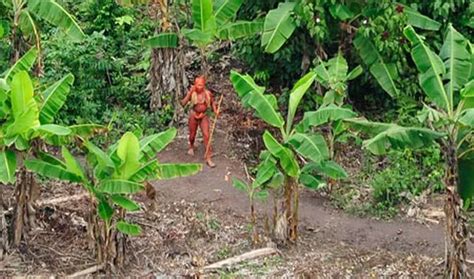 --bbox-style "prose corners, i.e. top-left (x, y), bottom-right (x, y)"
top-left (205, 94), bottom-right (224, 159)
